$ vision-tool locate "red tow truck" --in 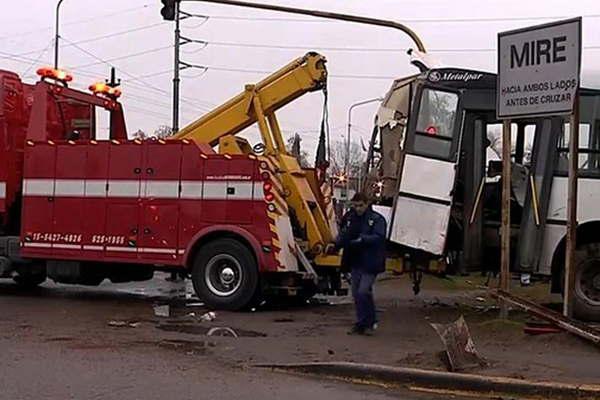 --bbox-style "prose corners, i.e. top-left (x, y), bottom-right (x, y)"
top-left (0, 58), bottom-right (342, 310)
